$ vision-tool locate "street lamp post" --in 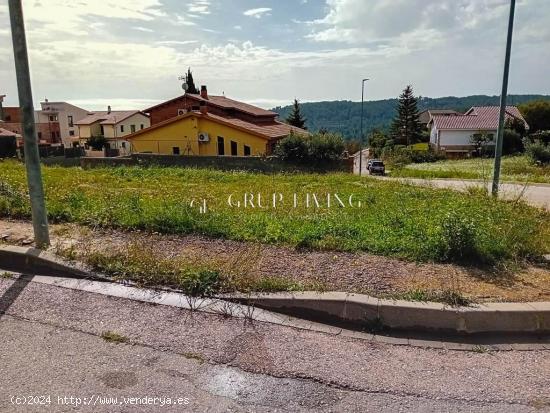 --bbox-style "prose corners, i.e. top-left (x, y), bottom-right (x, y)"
top-left (8, 0), bottom-right (50, 247)
top-left (492, 0), bottom-right (516, 196)
top-left (358, 78), bottom-right (369, 176)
